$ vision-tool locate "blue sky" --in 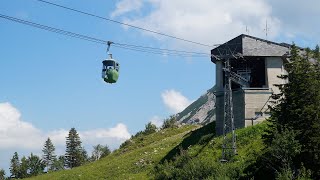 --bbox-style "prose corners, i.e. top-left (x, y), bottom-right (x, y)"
top-left (1, 0), bottom-right (319, 174)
